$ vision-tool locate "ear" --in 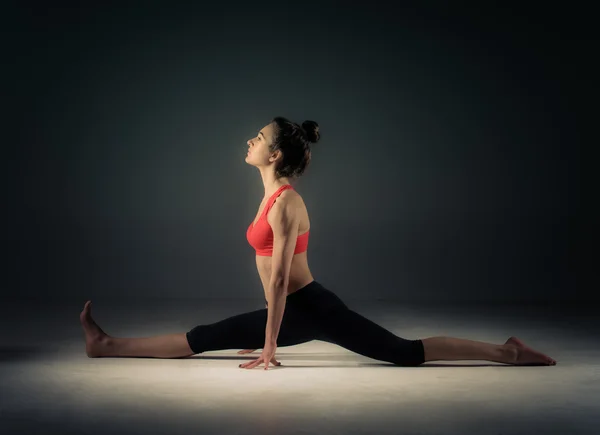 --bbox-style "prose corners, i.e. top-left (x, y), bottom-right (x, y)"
top-left (270, 149), bottom-right (283, 163)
